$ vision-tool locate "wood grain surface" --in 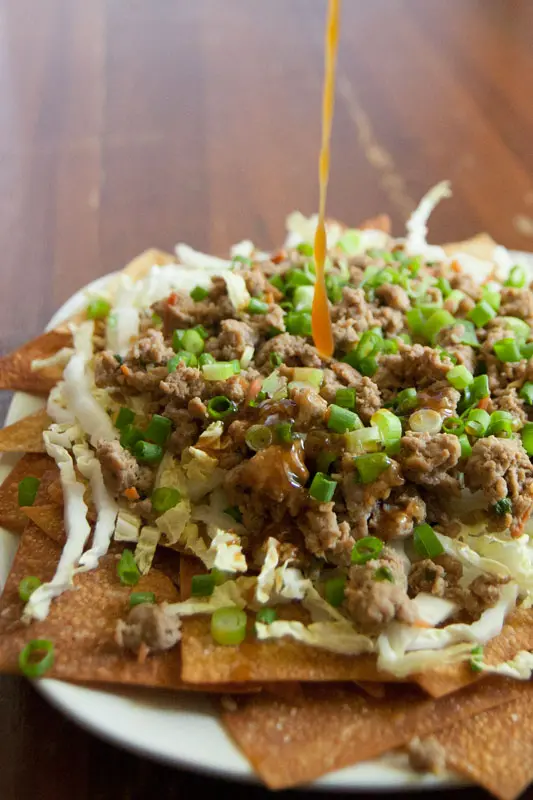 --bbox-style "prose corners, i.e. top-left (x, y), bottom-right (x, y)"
top-left (0, 0), bottom-right (532, 797)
